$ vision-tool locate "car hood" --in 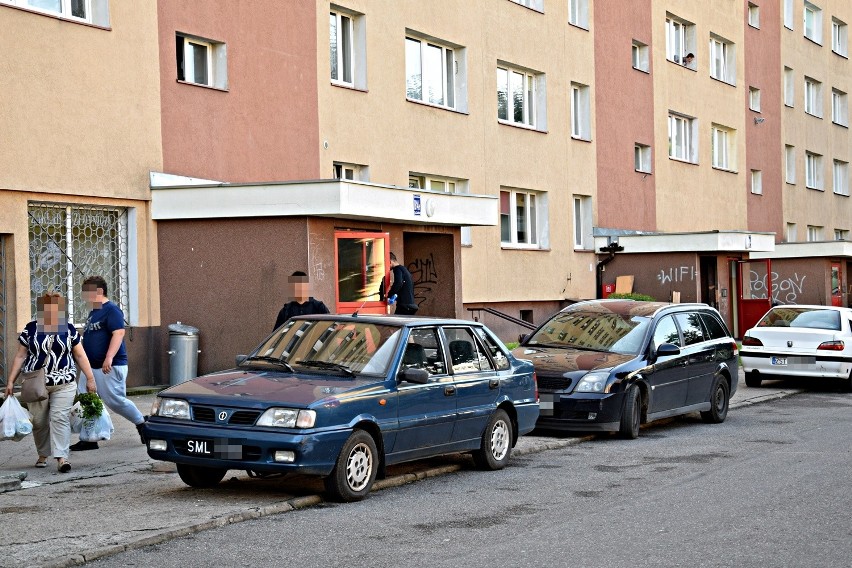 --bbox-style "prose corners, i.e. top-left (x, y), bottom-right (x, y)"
top-left (158, 368), bottom-right (386, 407)
top-left (512, 346), bottom-right (635, 376)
